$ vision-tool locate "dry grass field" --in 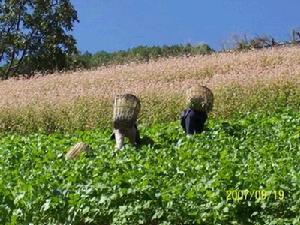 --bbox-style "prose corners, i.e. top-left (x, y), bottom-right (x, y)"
top-left (1, 46), bottom-right (300, 132)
